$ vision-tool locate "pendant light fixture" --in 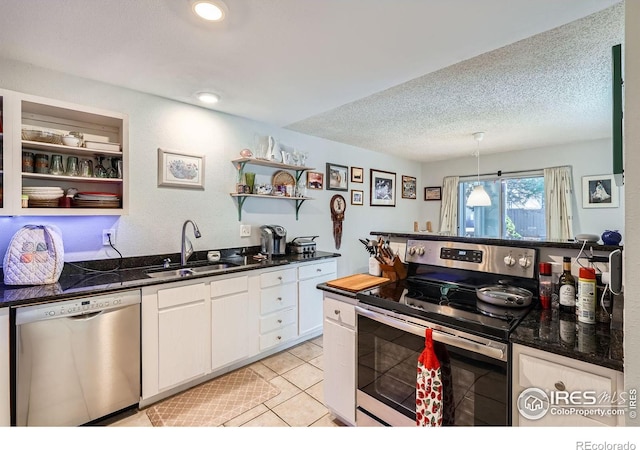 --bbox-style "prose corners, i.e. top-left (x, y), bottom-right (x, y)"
top-left (467, 132), bottom-right (491, 207)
